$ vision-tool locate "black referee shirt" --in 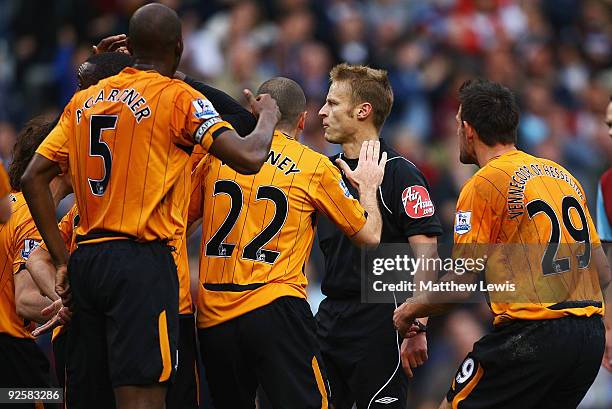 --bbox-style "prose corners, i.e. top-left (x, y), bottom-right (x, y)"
top-left (317, 138), bottom-right (443, 299)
